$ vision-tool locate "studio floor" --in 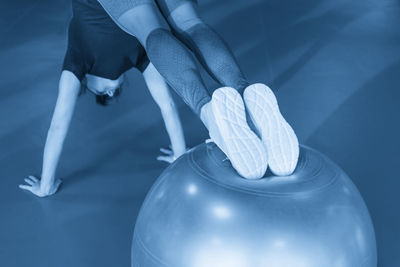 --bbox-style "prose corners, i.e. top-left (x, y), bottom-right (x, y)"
top-left (0, 0), bottom-right (399, 266)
